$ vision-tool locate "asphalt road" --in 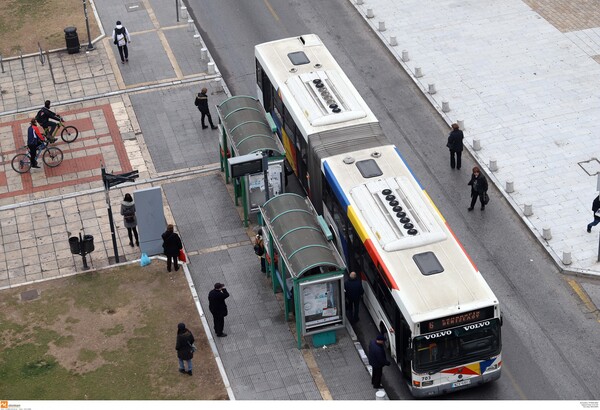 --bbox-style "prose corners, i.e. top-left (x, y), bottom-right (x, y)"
top-left (187, 0), bottom-right (600, 400)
